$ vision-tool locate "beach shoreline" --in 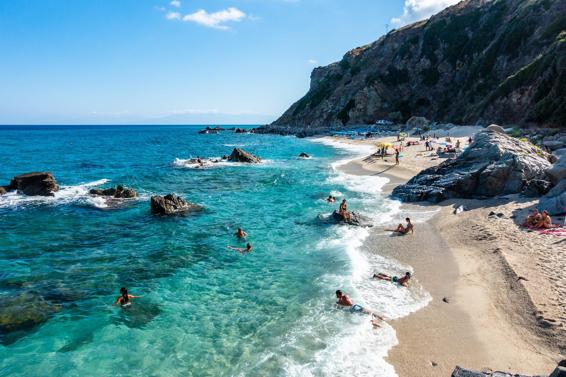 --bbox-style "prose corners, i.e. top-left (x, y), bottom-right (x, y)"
top-left (331, 136), bottom-right (563, 376)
